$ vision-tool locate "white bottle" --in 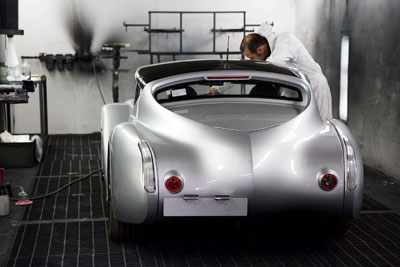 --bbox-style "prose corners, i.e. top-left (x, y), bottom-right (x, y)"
top-left (0, 195), bottom-right (10, 216)
top-left (21, 59), bottom-right (31, 79)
